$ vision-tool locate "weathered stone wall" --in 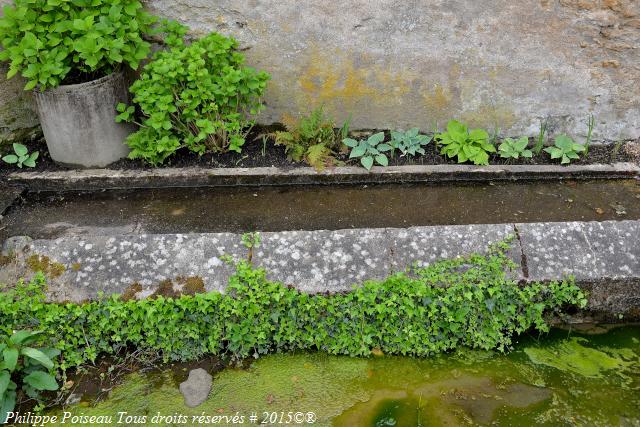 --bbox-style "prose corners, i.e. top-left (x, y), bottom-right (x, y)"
top-left (1, 0), bottom-right (638, 141)
top-left (146, 0), bottom-right (640, 140)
